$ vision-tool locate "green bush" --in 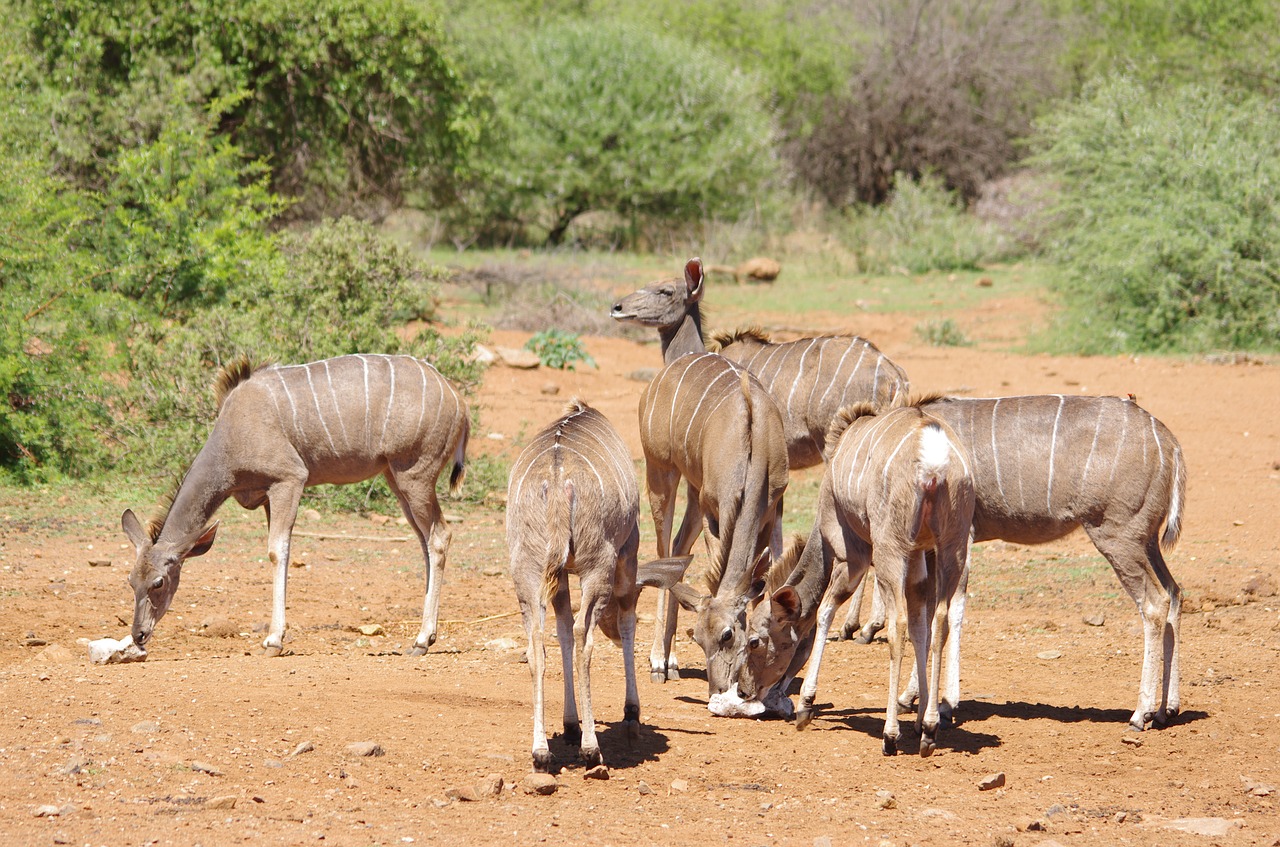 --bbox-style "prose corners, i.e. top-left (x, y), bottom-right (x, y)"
top-left (914, 318), bottom-right (971, 348)
top-left (840, 174), bottom-right (1005, 274)
top-left (453, 18), bottom-right (779, 246)
top-left (16, 0), bottom-right (474, 216)
top-left (1031, 75), bottom-right (1280, 353)
top-left (524, 329), bottom-right (596, 370)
